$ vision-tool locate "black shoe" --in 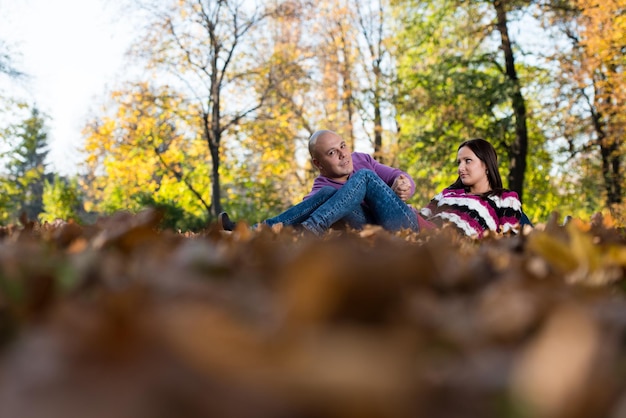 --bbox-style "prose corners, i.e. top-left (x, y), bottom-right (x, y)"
top-left (218, 212), bottom-right (237, 231)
